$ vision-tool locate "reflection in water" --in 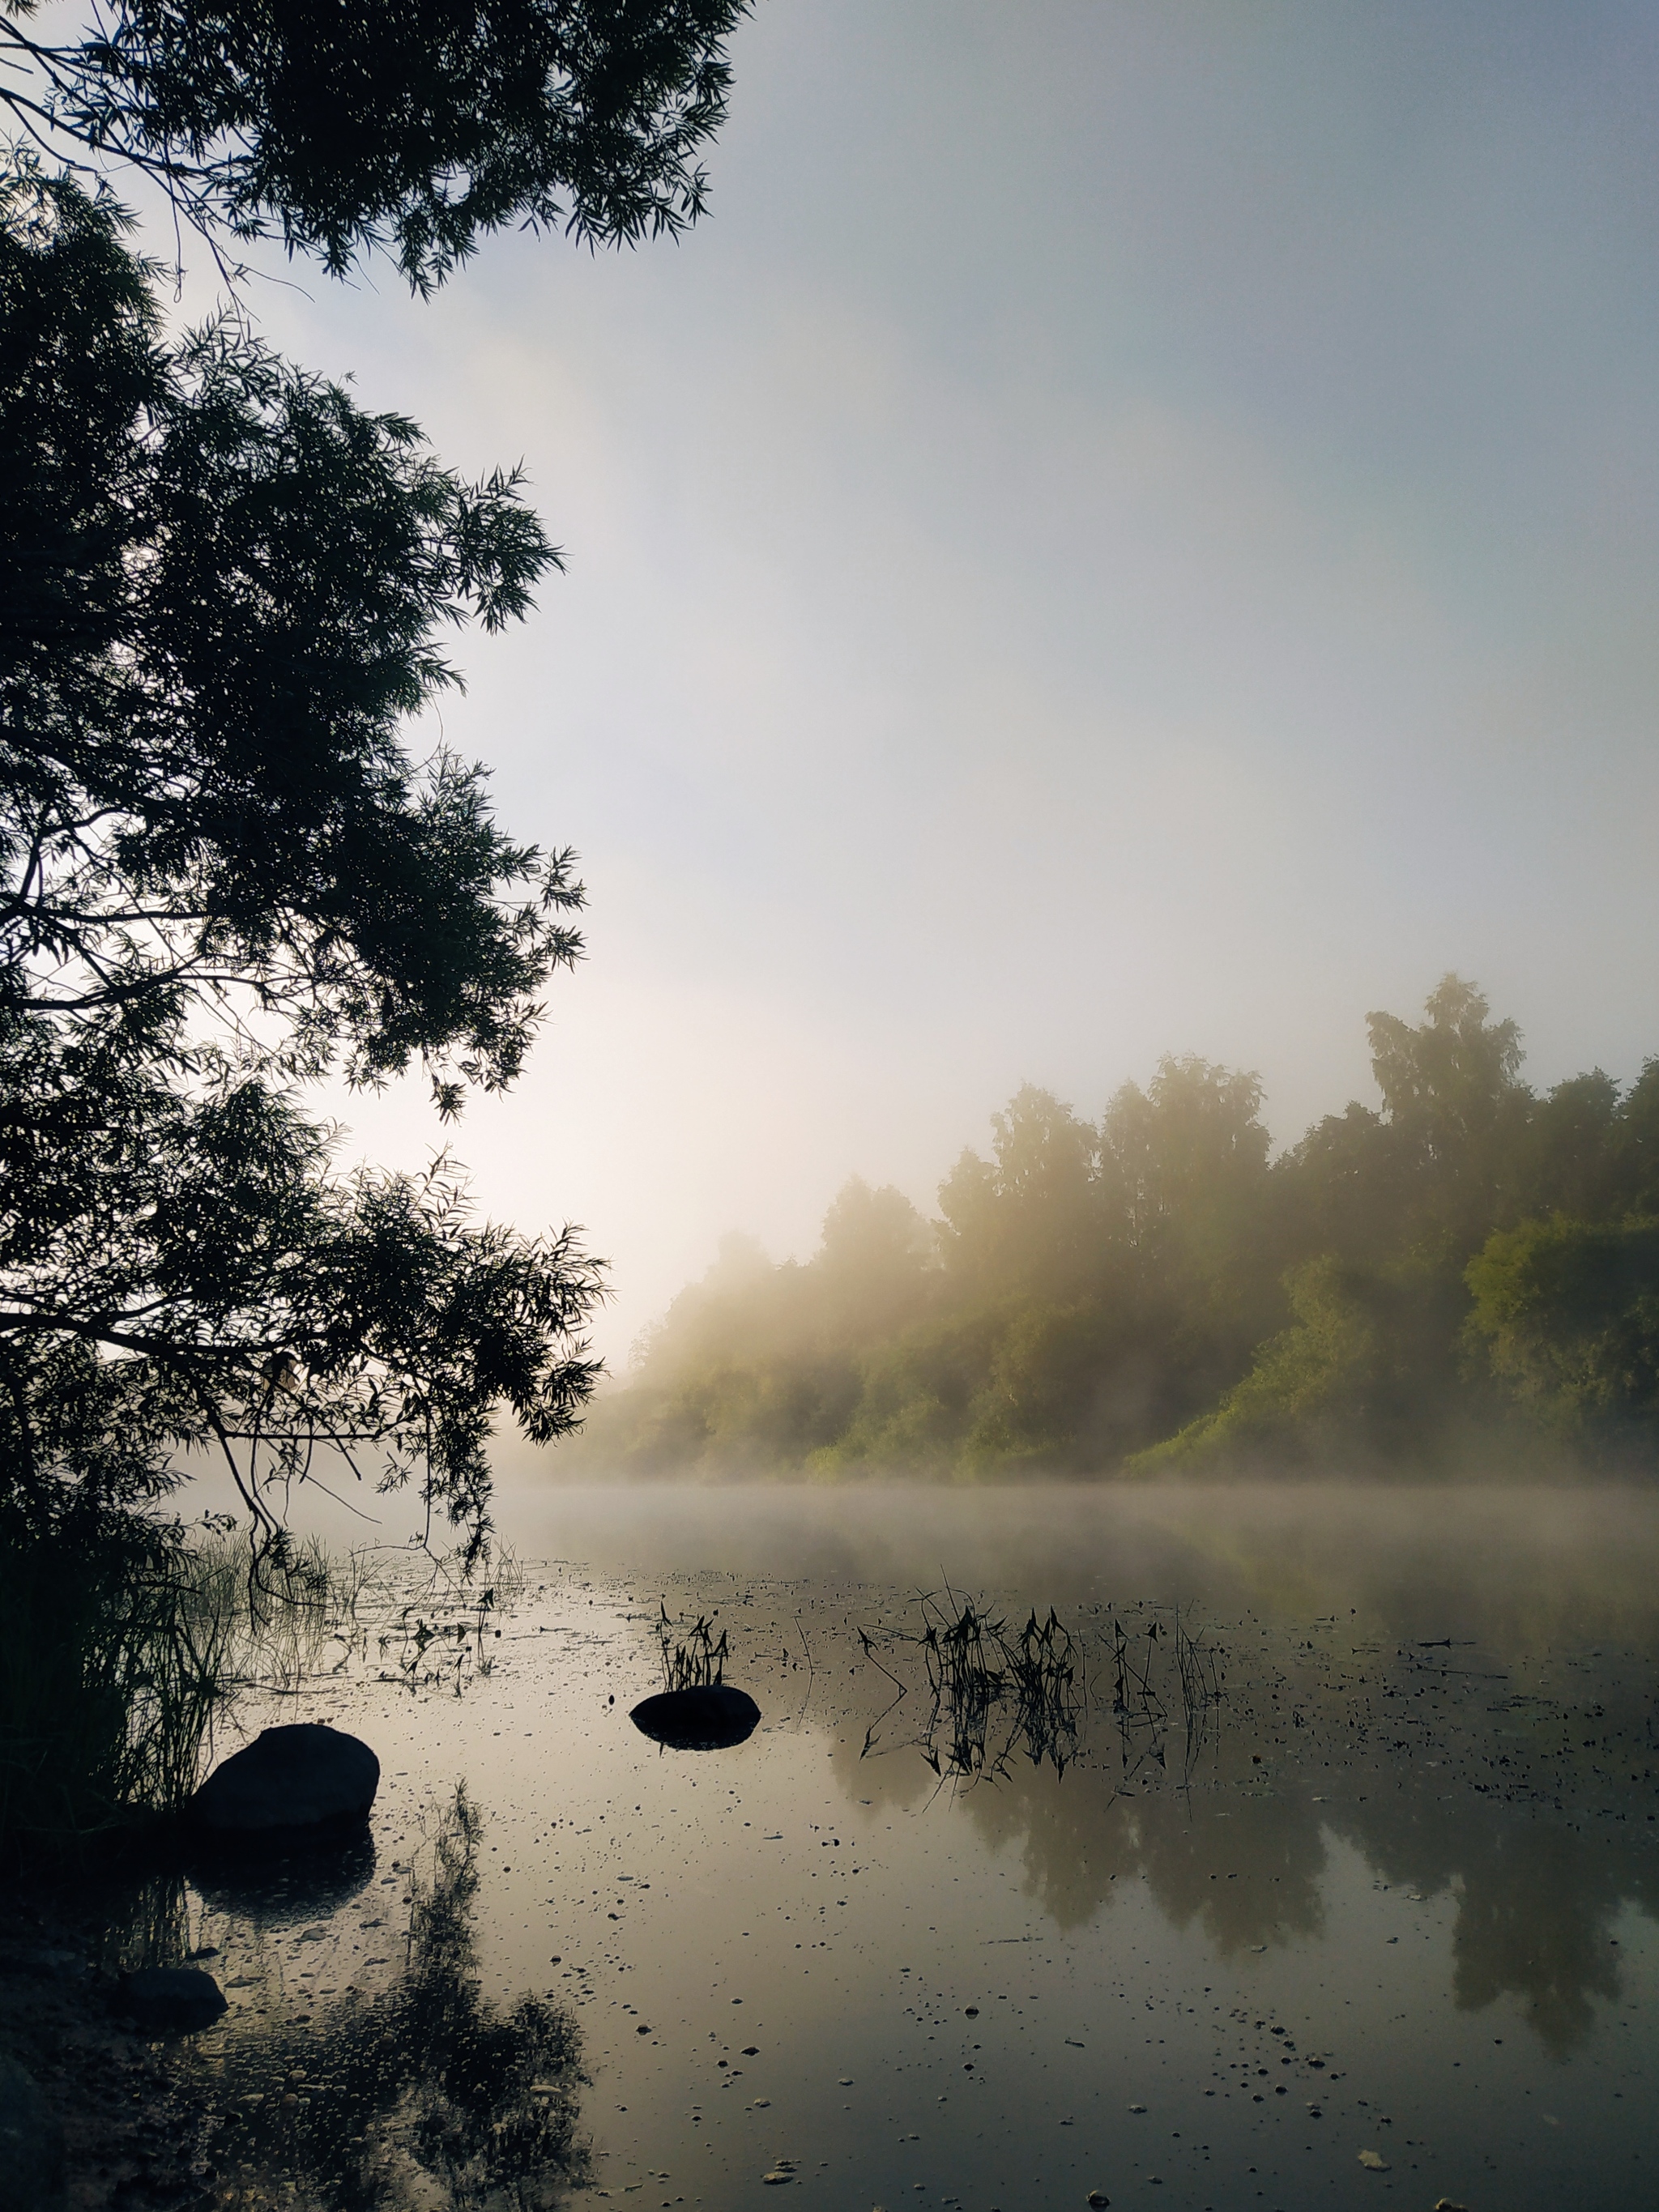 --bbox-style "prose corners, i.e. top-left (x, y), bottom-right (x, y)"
top-left (176, 1796), bottom-right (588, 2212)
top-left (831, 1590), bottom-right (1658, 2057)
top-left (90, 1496), bottom-right (1653, 2212)
top-left (193, 1827), bottom-right (379, 1932)
top-left (1351, 1788), bottom-right (1659, 2056)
